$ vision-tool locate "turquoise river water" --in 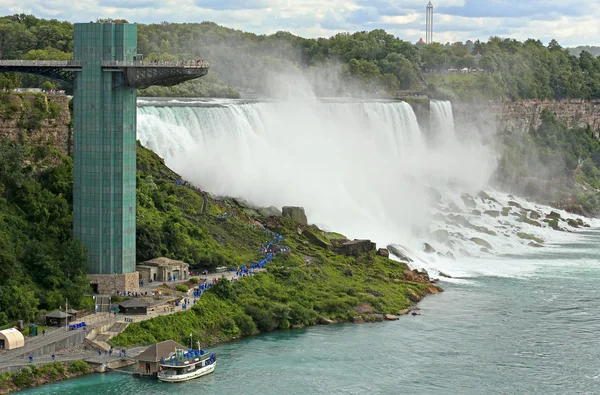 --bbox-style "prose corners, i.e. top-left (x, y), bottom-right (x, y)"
top-left (21, 229), bottom-right (600, 395)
